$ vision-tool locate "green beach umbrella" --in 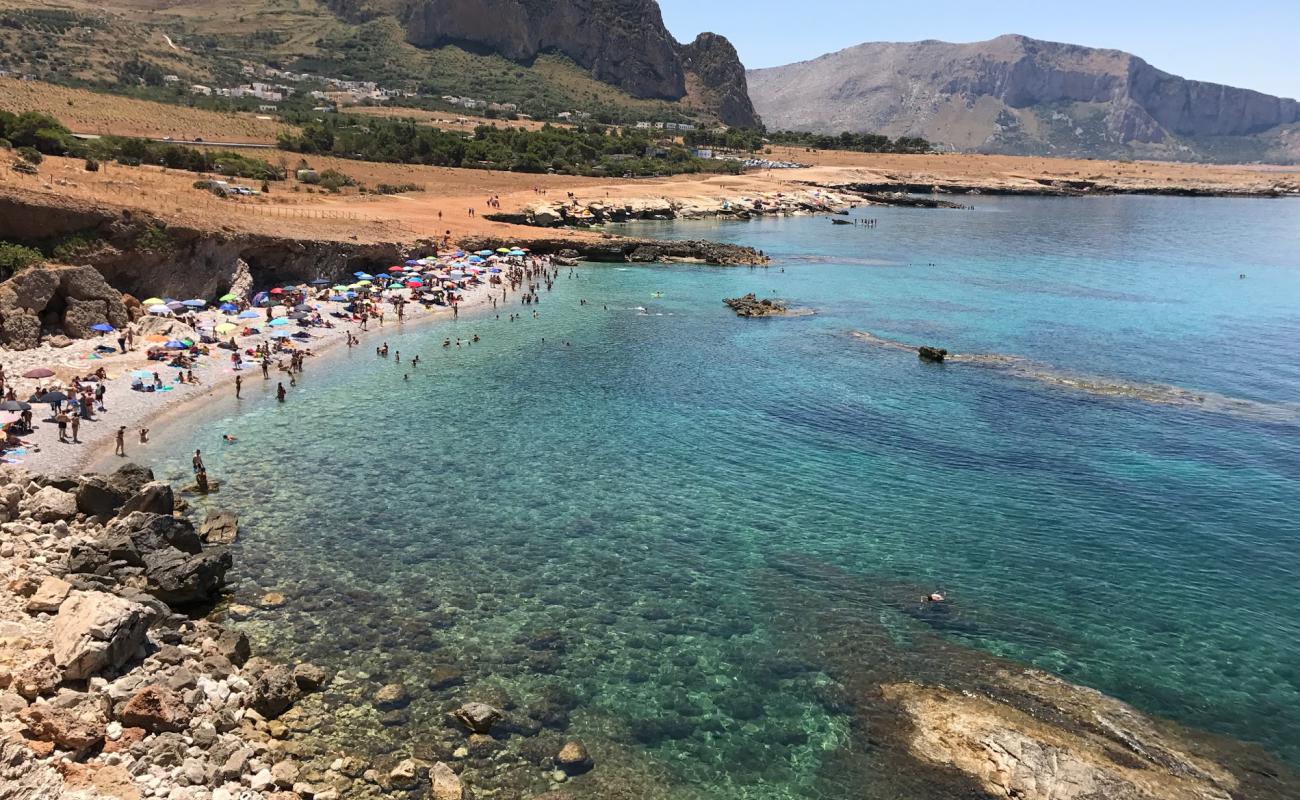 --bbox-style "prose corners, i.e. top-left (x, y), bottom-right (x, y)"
top-left (219, 293), bottom-right (238, 302)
